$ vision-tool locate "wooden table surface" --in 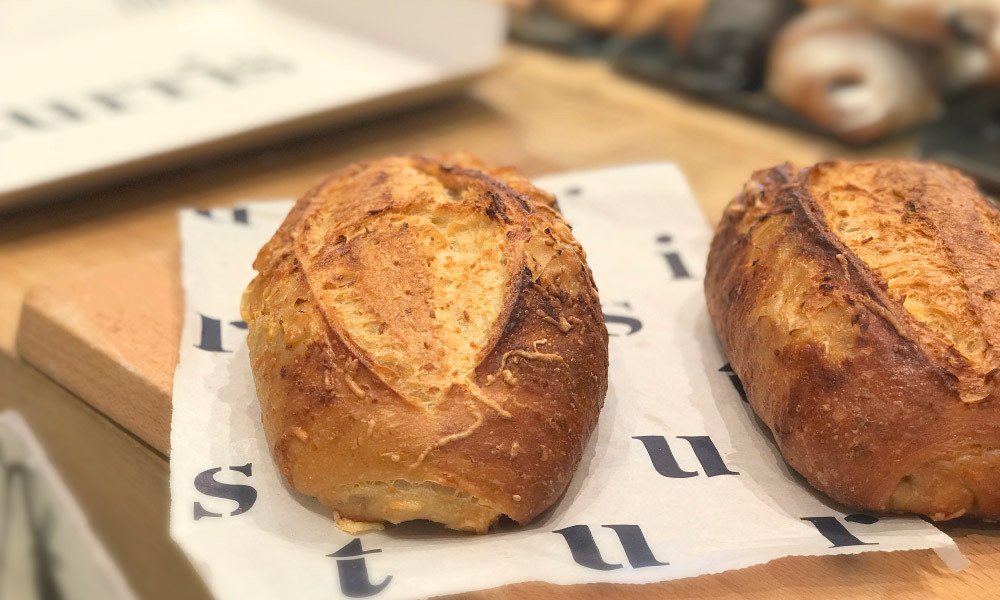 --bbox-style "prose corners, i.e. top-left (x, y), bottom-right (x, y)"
top-left (3, 45), bottom-right (997, 600)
